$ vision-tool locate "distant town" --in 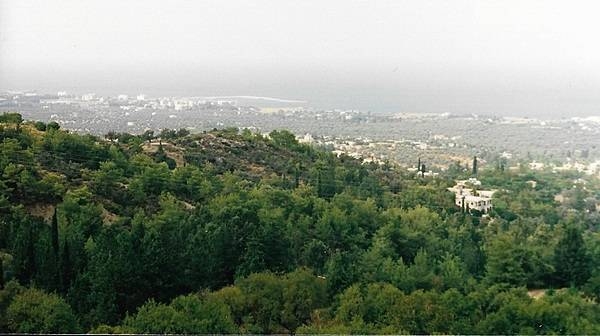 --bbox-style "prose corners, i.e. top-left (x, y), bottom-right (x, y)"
top-left (2, 90), bottom-right (599, 176)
